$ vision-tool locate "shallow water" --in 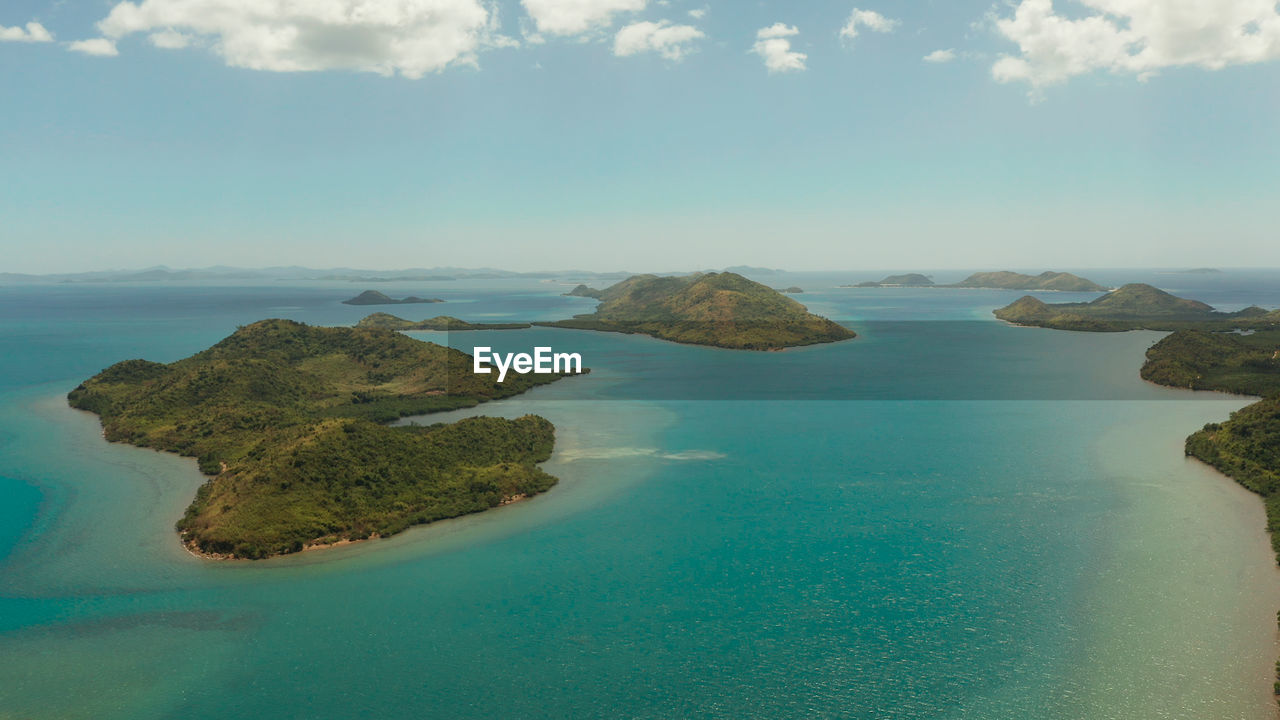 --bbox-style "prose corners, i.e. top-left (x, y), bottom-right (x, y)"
top-left (0, 275), bottom-right (1277, 719)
